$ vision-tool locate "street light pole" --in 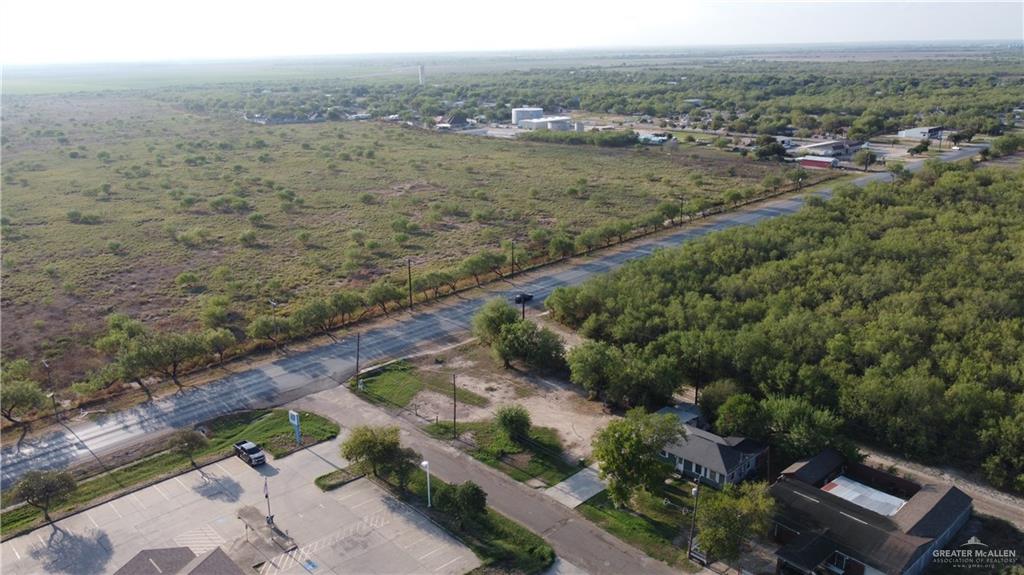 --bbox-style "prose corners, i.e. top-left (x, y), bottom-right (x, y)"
top-left (420, 461), bottom-right (432, 507)
top-left (452, 374), bottom-right (457, 441)
top-left (264, 477), bottom-right (274, 525)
